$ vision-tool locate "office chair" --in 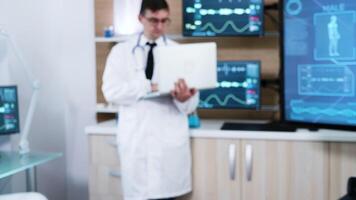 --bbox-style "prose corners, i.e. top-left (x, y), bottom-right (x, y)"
top-left (340, 177), bottom-right (356, 200)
